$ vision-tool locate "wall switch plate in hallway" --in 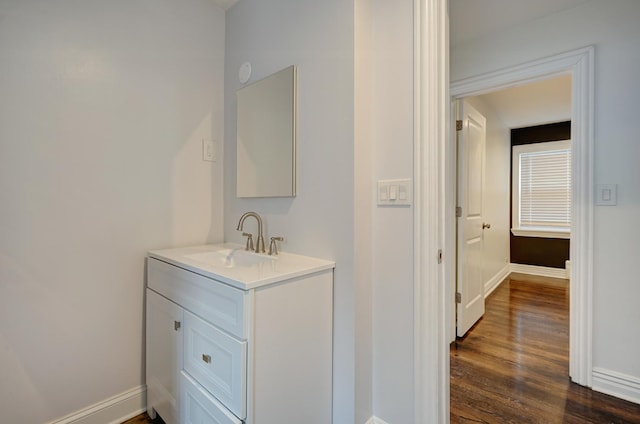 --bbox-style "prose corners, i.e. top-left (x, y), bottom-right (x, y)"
top-left (377, 179), bottom-right (412, 206)
top-left (595, 183), bottom-right (617, 206)
top-left (203, 139), bottom-right (217, 162)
